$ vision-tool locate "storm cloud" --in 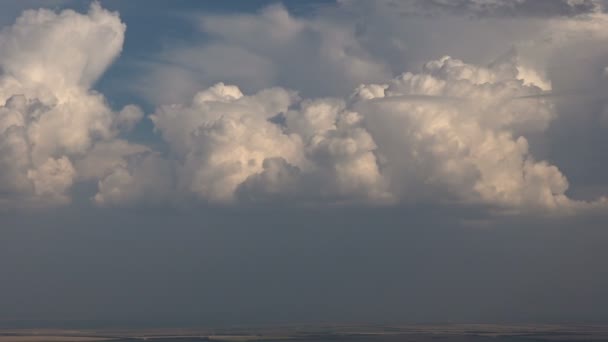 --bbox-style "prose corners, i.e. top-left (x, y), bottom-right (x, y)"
top-left (2, 0), bottom-right (608, 327)
top-left (2, 1), bottom-right (608, 216)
